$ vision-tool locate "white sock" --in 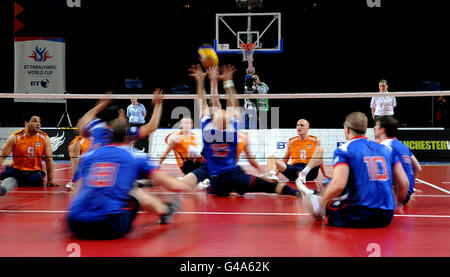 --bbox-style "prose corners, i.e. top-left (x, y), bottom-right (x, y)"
top-left (300, 166), bottom-right (311, 177)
